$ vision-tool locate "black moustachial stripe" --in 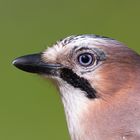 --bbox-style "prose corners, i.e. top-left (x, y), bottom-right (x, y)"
top-left (60, 68), bottom-right (97, 99)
